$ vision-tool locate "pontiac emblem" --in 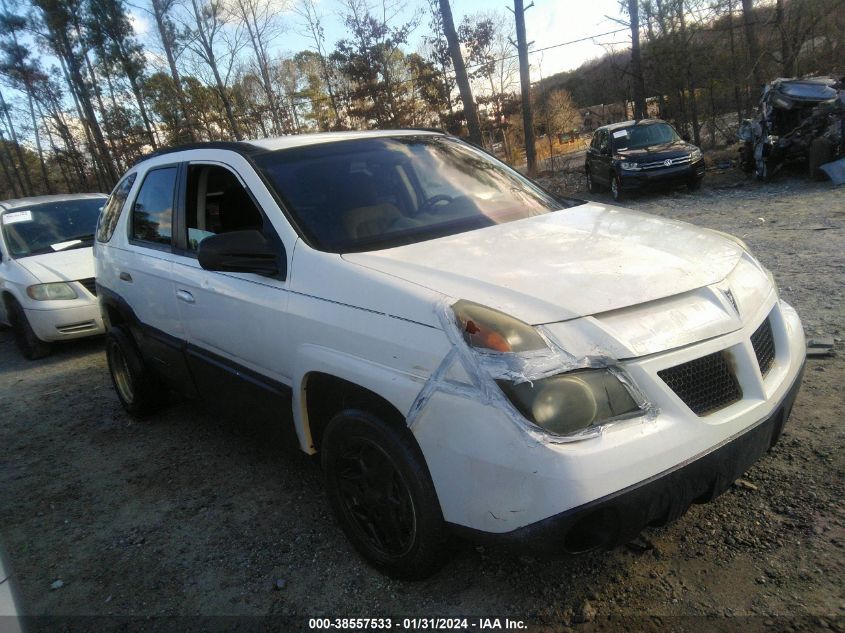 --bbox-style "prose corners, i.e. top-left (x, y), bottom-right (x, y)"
top-left (664, 158), bottom-right (673, 167)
